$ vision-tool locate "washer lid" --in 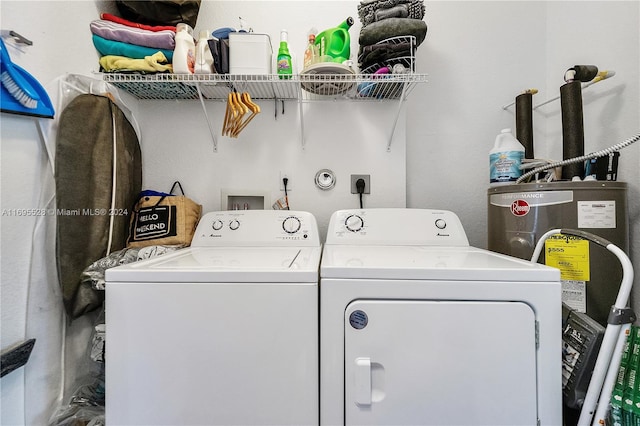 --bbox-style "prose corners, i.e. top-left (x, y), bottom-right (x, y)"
top-left (320, 245), bottom-right (559, 281)
top-left (106, 246), bottom-right (321, 283)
